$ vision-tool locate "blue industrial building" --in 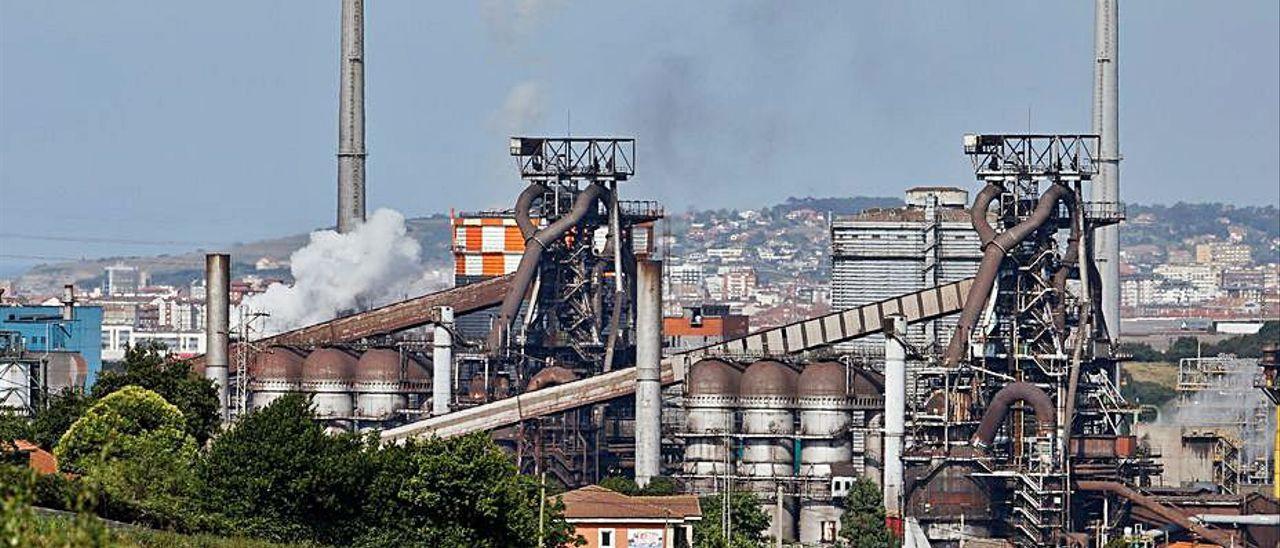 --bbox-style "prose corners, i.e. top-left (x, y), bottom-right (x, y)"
top-left (0, 305), bottom-right (104, 387)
